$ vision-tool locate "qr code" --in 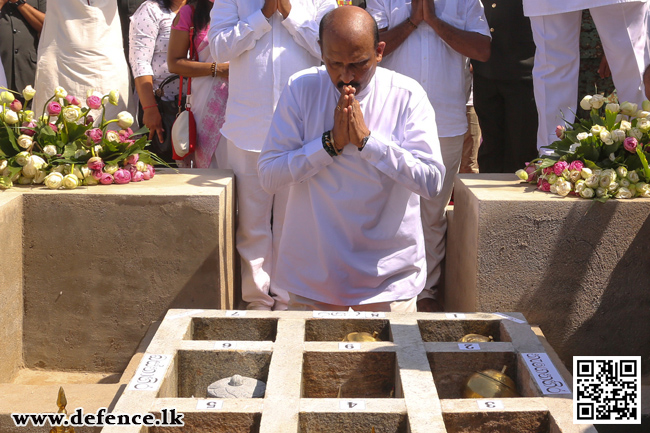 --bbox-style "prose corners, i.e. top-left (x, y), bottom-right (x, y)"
top-left (573, 356), bottom-right (641, 424)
